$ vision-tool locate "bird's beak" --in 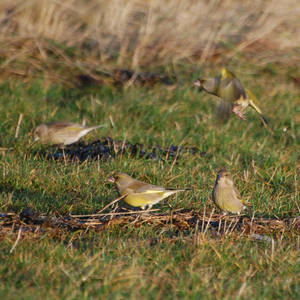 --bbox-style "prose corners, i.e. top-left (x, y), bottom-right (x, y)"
top-left (108, 176), bottom-right (115, 183)
top-left (193, 79), bottom-right (202, 87)
top-left (33, 136), bottom-right (39, 142)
